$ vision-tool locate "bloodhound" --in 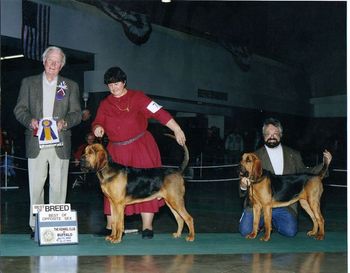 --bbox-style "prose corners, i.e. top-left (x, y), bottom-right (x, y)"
top-left (80, 135), bottom-right (195, 243)
top-left (239, 153), bottom-right (329, 241)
